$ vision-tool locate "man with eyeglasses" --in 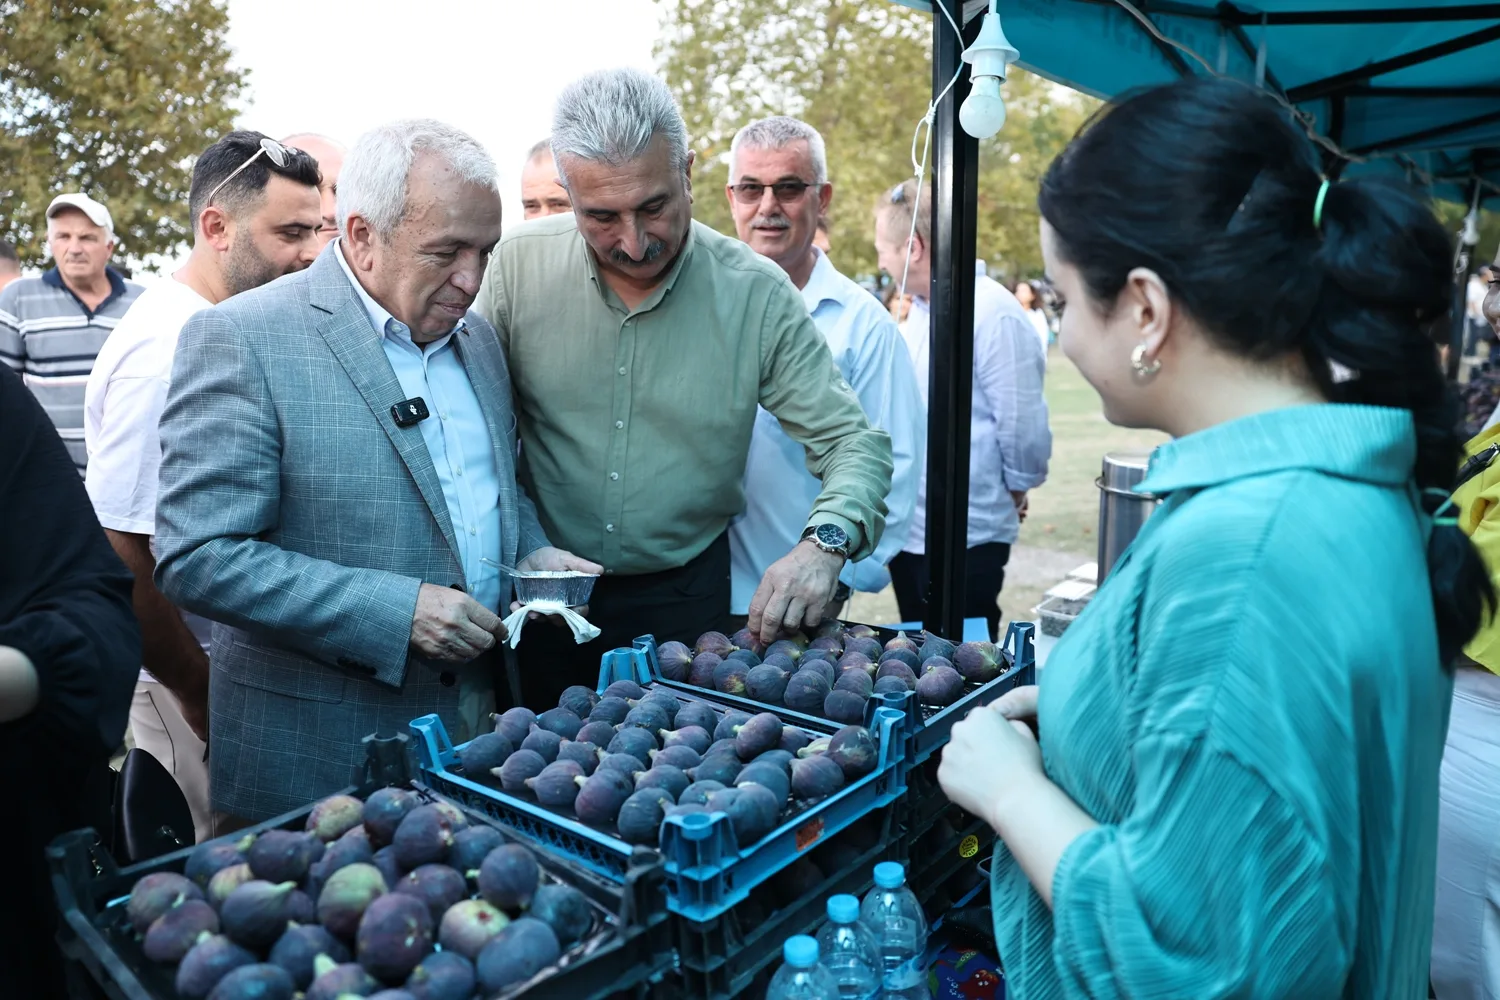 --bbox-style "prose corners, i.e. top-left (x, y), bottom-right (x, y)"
top-left (724, 116), bottom-right (922, 630)
top-left (477, 70), bottom-right (892, 706)
top-left (83, 131), bottom-right (322, 840)
top-left (874, 177), bottom-right (1052, 641)
top-left (0, 193), bottom-right (143, 475)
